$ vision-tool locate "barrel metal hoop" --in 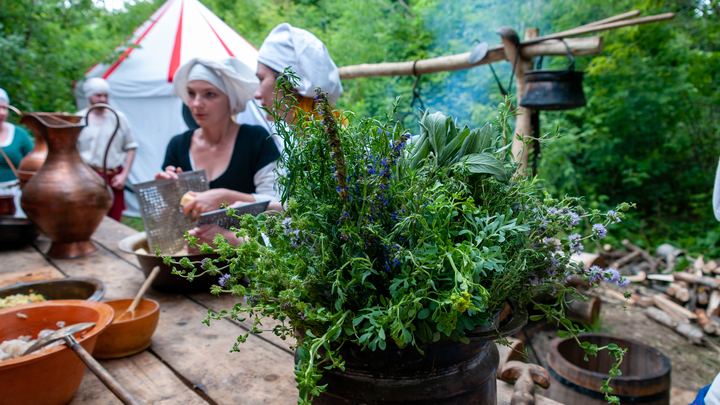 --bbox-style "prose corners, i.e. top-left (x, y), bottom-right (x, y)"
top-left (547, 363), bottom-right (667, 404)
